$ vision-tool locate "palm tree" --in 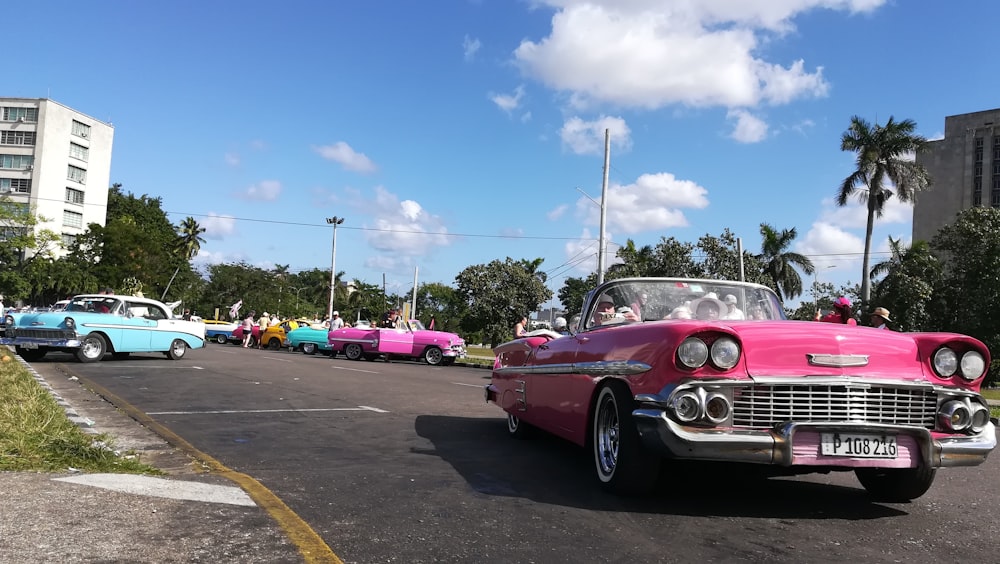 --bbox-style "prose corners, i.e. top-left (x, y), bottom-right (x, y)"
top-left (162, 217), bottom-right (206, 300)
top-left (606, 239), bottom-right (655, 279)
top-left (758, 223), bottom-right (814, 300)
top-left (838, 115), bottom-right (930, 306)
top-left (869, 236), bottom-right (905, 282)
top-left (517, 257), bottom-right (547, 283)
